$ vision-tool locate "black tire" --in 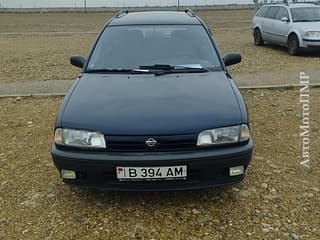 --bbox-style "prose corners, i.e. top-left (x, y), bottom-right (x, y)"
top-left (254, 28), bottom-right (264, 46)
top-left (288, 34), bottom-right (300, 56)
